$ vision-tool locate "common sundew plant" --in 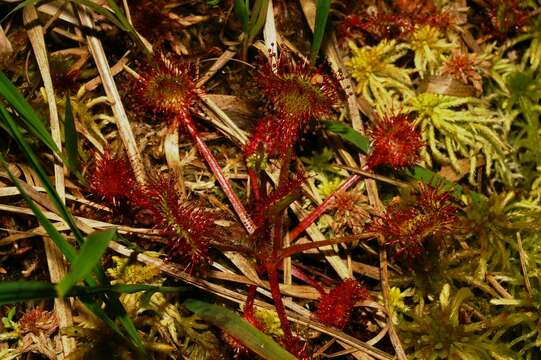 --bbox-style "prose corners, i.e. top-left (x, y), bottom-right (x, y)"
top-left (2, 0), bottom-right (541, 359)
